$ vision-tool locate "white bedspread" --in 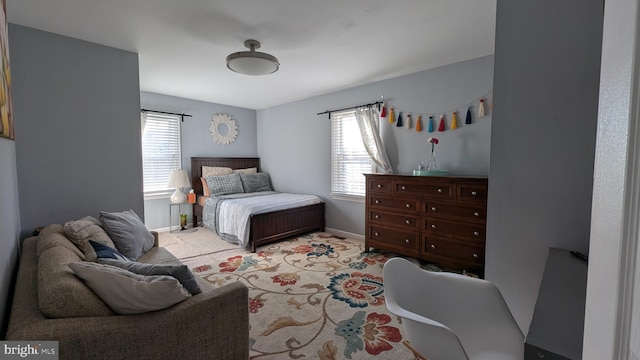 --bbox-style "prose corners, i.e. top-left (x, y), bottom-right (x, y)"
top-left (215, 192), bottom-right (323, 247)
